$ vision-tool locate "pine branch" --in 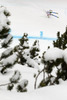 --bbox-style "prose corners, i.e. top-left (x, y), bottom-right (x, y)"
top-left (34, 67), bottom-right (45, 89)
